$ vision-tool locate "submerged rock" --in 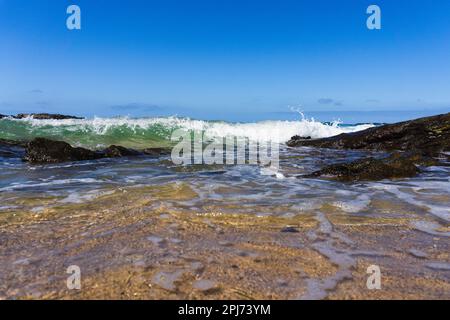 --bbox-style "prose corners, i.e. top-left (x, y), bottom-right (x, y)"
top-left (14, 113), bottom-right (83, 120)
top-left (303, 152), bottom-right (425, 181)
top-left (281, 226), bottom-right (300, 233)
top-left (288, 112), bottom-right (450, 154)
top-left (24, 138), bottom-right (103, 163)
